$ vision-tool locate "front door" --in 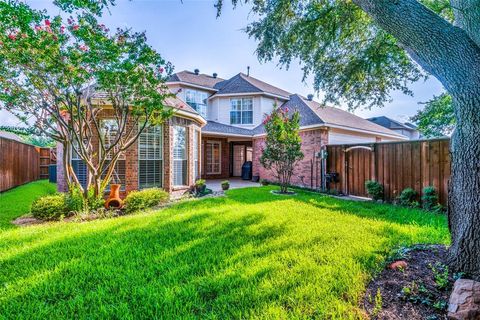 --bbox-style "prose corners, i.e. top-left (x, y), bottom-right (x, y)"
top-left (233, 145), bottom-right (245, 177)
